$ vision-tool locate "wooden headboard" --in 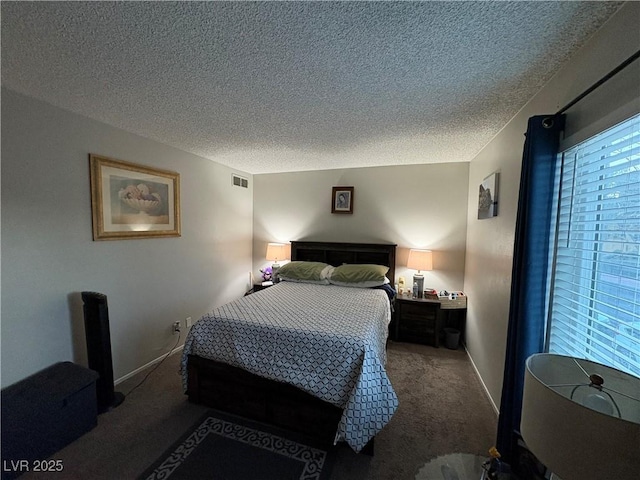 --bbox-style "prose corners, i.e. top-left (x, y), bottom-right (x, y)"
top-left (290, 241), bottom-right (397, 283)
